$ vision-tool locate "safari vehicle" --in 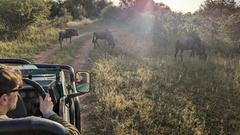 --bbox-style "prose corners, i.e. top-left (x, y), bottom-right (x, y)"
top-left (0, 58), bottom-right (90, 134)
